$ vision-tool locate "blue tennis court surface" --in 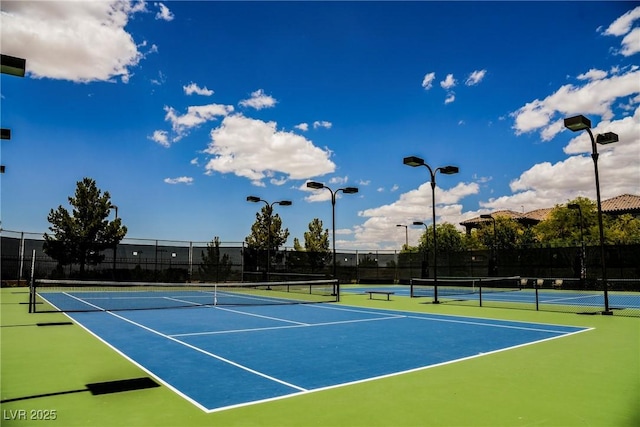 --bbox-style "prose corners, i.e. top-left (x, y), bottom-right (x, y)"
top-left (64, 303), bottom-right (589, 413)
